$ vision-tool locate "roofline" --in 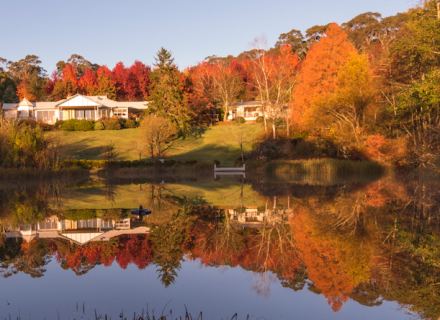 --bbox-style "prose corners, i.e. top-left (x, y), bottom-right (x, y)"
top-left (55, 93), bottom-right (102, 108)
